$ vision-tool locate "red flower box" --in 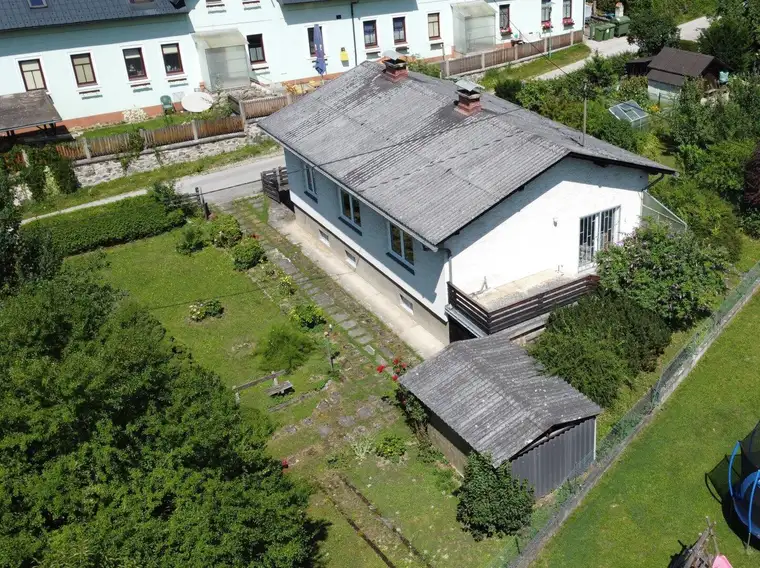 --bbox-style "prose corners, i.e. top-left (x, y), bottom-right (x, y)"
top-left (562, 17), bottom-right (574, 26)
top-left (541, 20), bottom-right (552, 30)
top-left (500, 26), bottom-right (512, 34)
